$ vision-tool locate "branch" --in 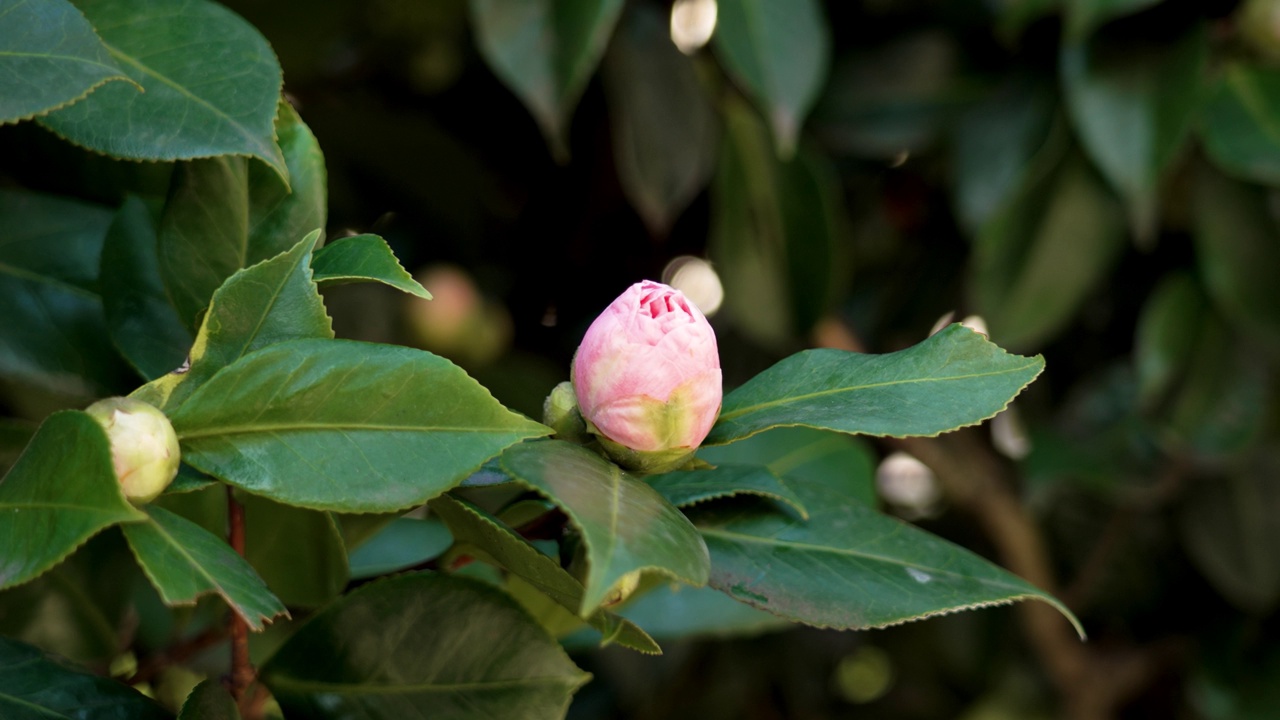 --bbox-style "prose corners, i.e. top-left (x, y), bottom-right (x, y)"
top-left (225, 487), bottom-right (256, 715)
